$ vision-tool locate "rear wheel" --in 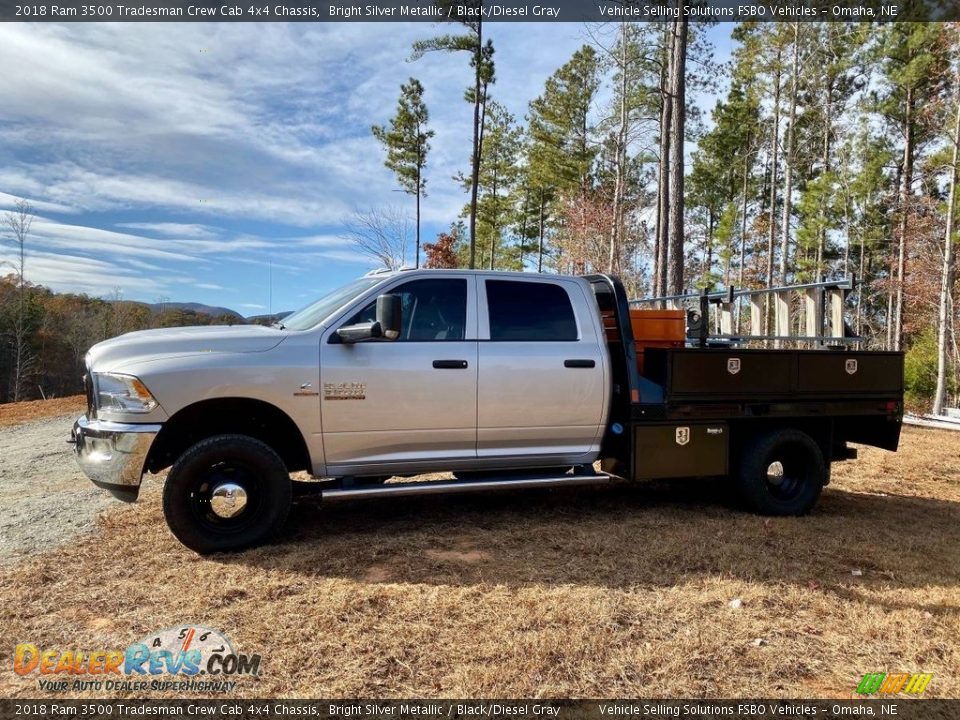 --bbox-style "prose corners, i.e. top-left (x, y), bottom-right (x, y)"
top-left (735, 429), bottom-right (825, 516)
top-left (162, 434), bottom-right (291, 554)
